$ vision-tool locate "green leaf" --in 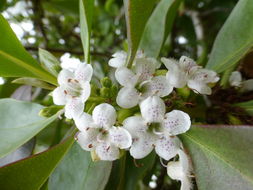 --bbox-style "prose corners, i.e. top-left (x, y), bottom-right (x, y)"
top-left (124, 152), bottom-right (156, 190)
top-left (206, 0), bottom-right (253, 73)
top-left (0, 98), bottom-right (59, 158)
top-left (181, 125), bottom-right (253, 190)
top-left (0, 15), bottom-right (57, 85)
top-left (139, 0), bottom-right (182, 58)
top-left (124, 0), bottom-right (157, 66)
top-left (12, 77), bottom-right (55, 90)
top-left (39, 48), bottom-right (61, 77)
top-left (0, 134), bottom-right (75, 190)
top-left (48, 142), bottom-right (112, 190)
top-left (234, 100), bottom-right (253, 115)
top-left (79, 0), bottom-right (94, 63)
